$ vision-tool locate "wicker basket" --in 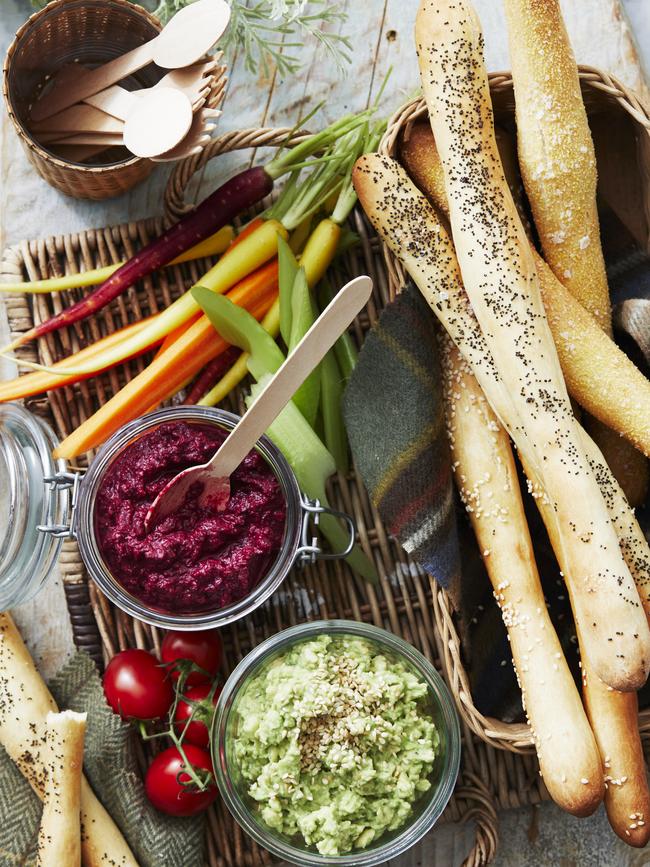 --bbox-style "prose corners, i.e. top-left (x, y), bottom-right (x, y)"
top-left (2, 127), bottom-right (502, 865)
top-left (378, 67), bottom-right (650, 766)
top-left (2, 0), bottom-right (226, 200)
